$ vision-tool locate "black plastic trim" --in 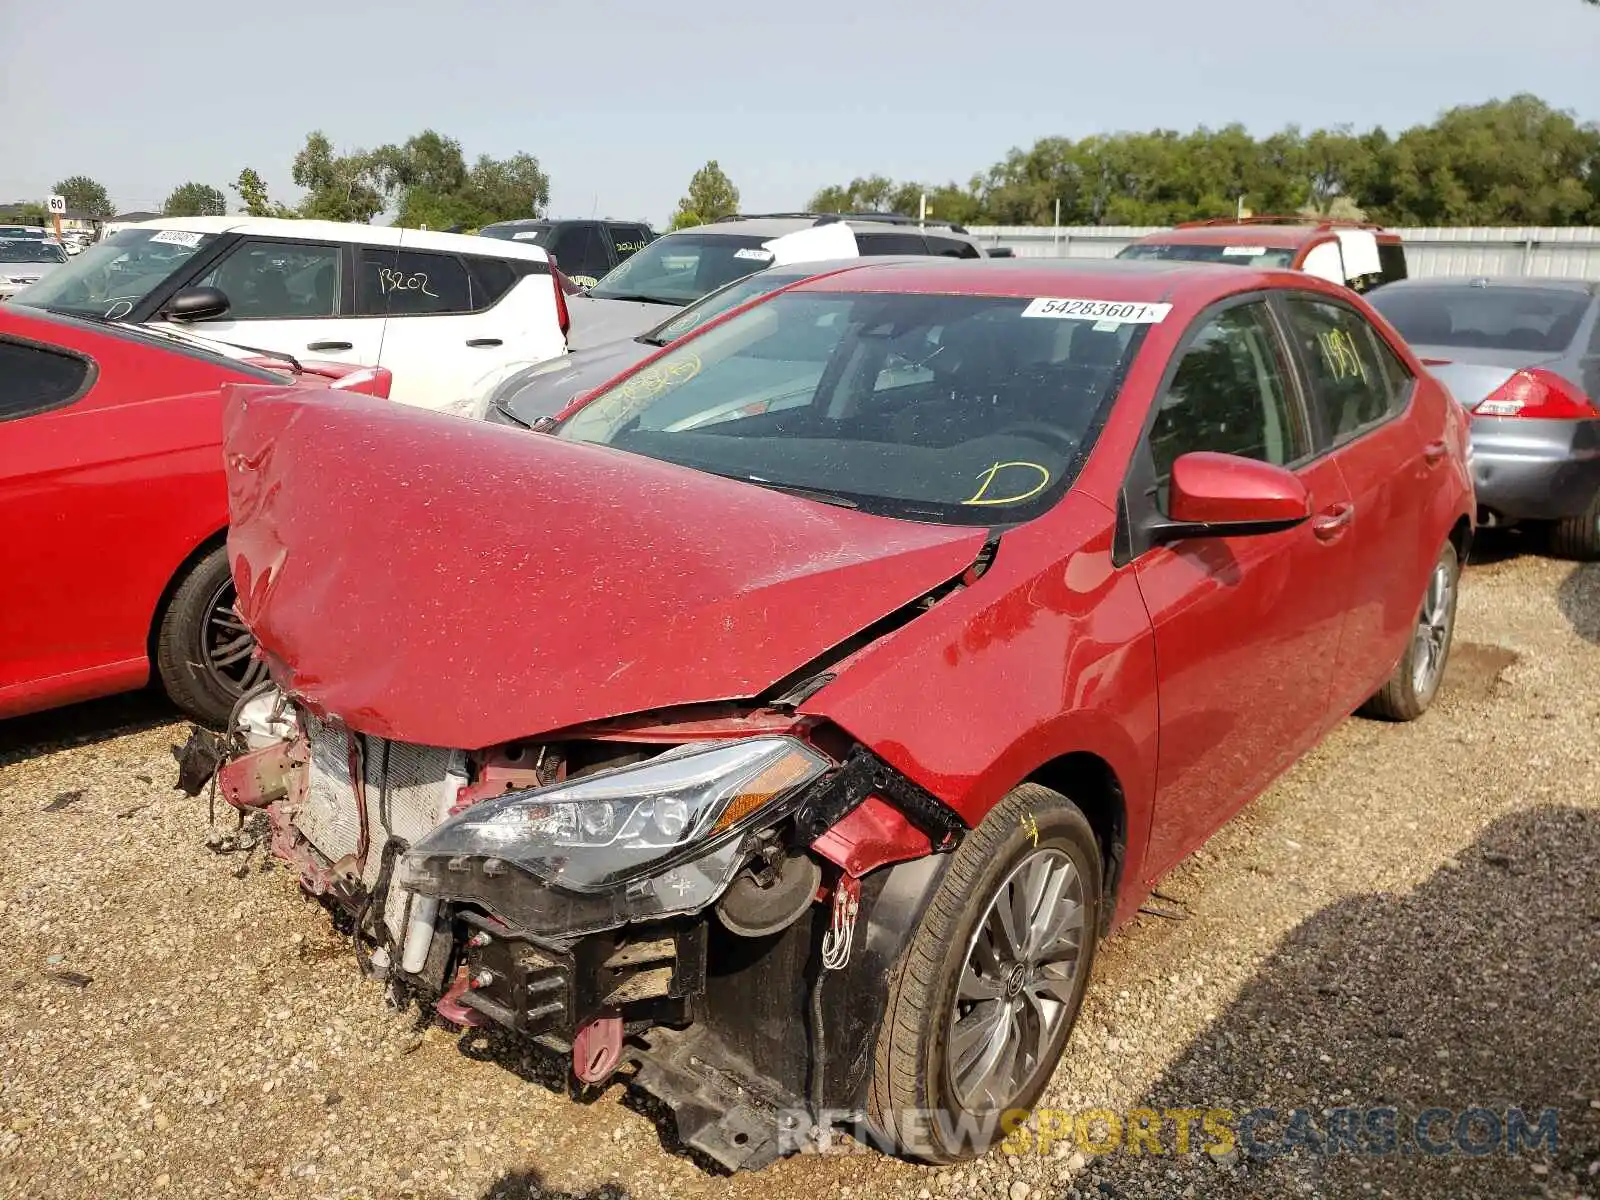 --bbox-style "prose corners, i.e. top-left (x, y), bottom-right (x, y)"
top-left (793, 745), bottom-right (966, 851)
